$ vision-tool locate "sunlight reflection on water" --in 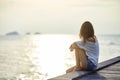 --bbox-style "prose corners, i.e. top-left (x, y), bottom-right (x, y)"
top-left (0, 34), bottom-right (119, 80)
top-left (29, 34), bottom-right (78, 79)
